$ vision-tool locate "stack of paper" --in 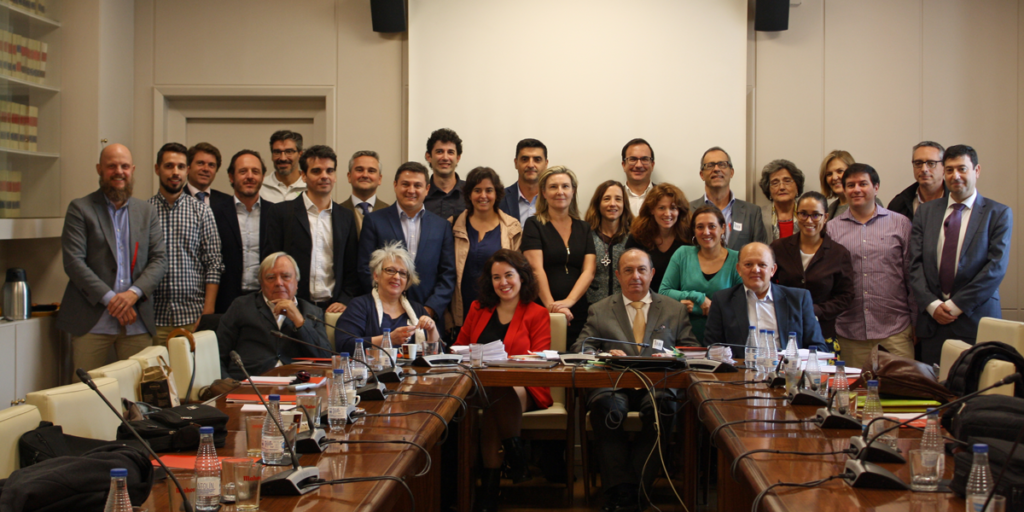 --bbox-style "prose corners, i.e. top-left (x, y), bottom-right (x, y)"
top-left (451, 340), bottom-right (508, 361)
top-left (797, 349), bottom-right (836, 361)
